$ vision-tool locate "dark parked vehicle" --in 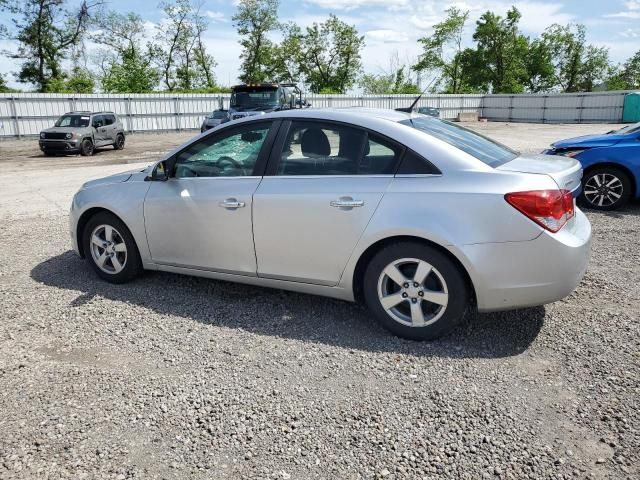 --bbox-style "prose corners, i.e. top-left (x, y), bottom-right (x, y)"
top-left (416, 107), bottom-right (440, 118)
top-left (39, 111), bottom-right (125, 156)
top-left (544, 122), bottom-right (640, 210)
top-left (226, 83), bottom-right (309, 122)
top-left (200, 110), bottom-right (229, 132)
